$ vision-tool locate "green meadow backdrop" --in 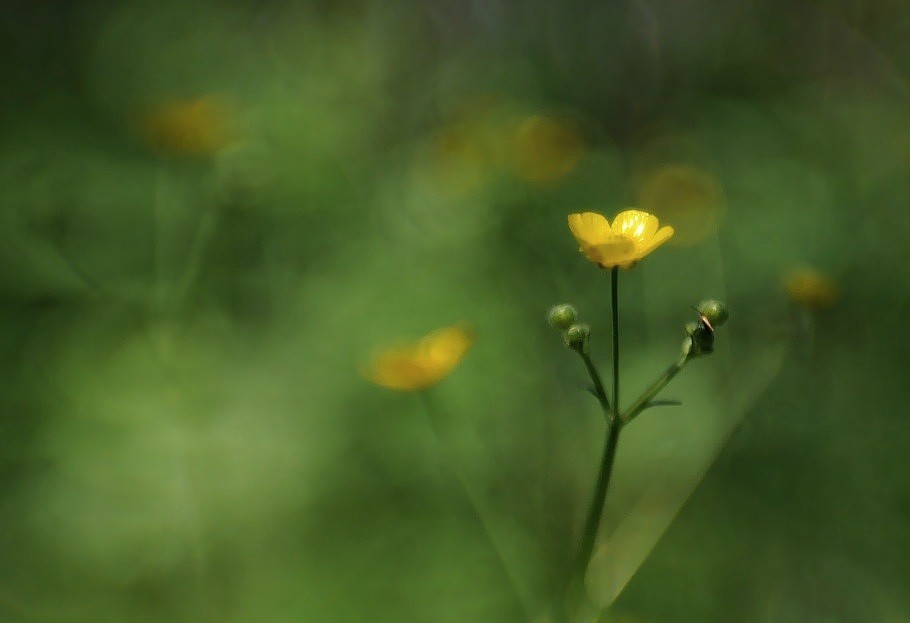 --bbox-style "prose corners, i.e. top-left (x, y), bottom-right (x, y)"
top-left (1, 1), bottom-right (909, 621)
